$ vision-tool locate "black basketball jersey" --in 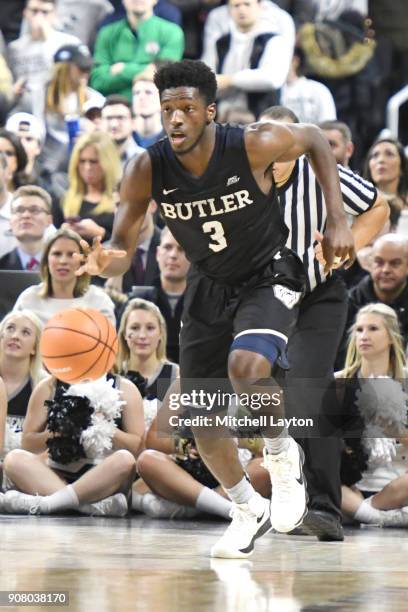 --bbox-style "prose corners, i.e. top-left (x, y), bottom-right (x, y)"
top-left (148, 123), bottom-right (289, 284)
